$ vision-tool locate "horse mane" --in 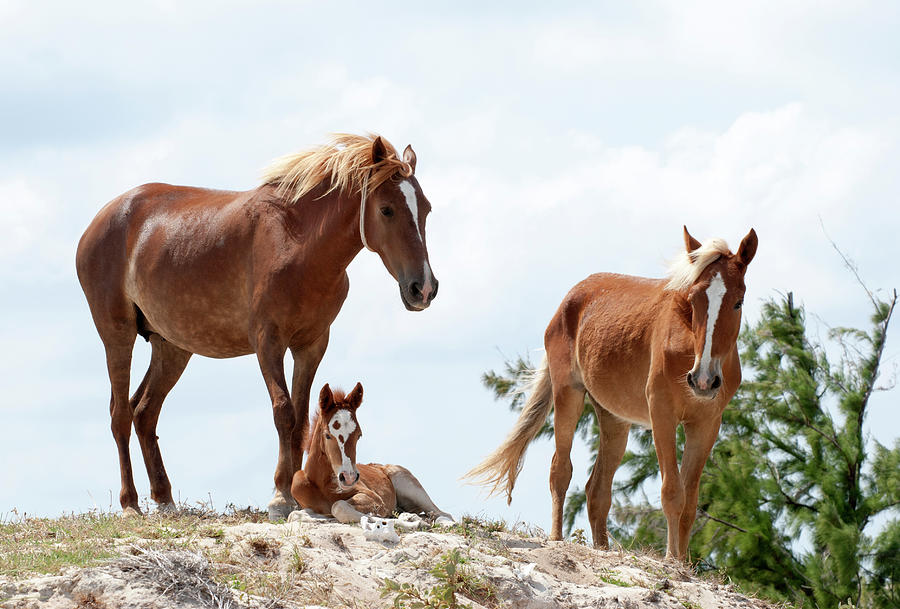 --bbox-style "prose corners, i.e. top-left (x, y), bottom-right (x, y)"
top-left (302, 388), bottom-right (349, 453)
top-left (665, 238), bottom-right (731, 292)
top-left (261, 133), bottom-right (412, 204)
